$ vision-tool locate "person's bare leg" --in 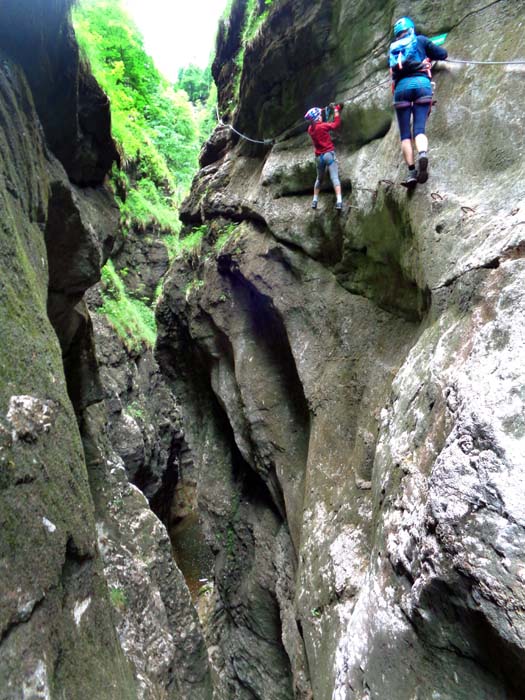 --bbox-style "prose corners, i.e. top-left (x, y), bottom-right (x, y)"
top-left (400, 138), bottom-right (418, 188)
top-left (333, 183), bottom-right (343, 209)
top-left (415, 134), bottom-right (429, 182)
top-left (415, 133), bottom-right (428, 154)
top-left (312, 181), bottom-right (321, 209)
top-left (401, 138), bottom-right (415, 166)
